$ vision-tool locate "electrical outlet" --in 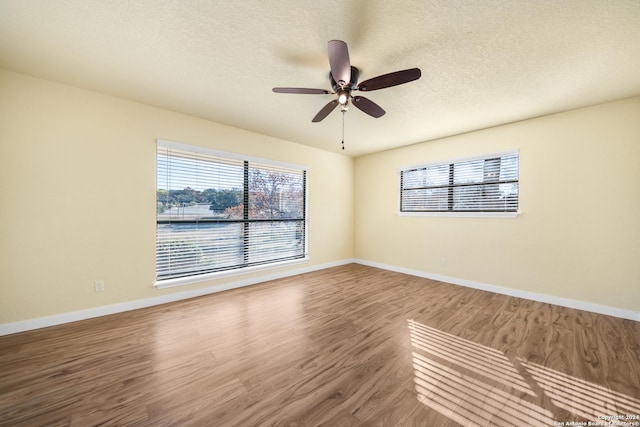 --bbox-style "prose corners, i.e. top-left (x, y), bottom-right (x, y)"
top-left (94, 280), bottom-right (104, 292)
top-left (441, 258), bottom-right (447, 267)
